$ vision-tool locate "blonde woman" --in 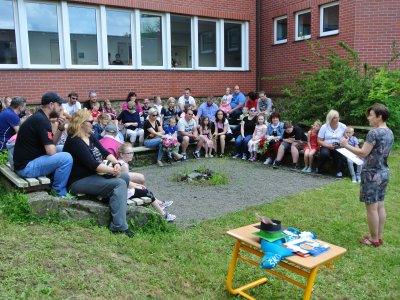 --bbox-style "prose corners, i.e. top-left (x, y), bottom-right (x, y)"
top-left (63, 109), bottom-right (134, 237)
